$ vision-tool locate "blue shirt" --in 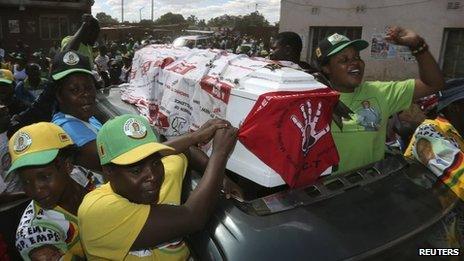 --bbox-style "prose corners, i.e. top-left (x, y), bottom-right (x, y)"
top-left (52, 112), bottom-right (102, 147)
